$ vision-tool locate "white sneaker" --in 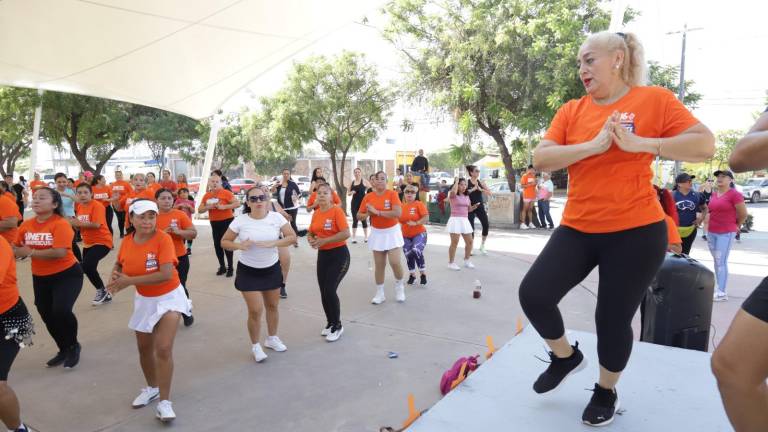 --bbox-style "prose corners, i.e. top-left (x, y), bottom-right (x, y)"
top-left (520, 223), bottom-right (529, 230)
top-left (713, 293), bottom-right (729, 302)
top-left (464, 260), bottom-right (475, 269)
top-left (155, 400), bottom-right (176, 422)
top-left (448, 263), bottom-right (461, 271)
top-left (132, 386), bottom-right (159, 408)
top-left (326, 325), bottom-right (344, 342)
top-left (264, 336), bottom-right (287, 352)
top-left (395, 283), bottom-right (406, 303)
top-left (321, 323), bottom-right (332, 336)
top-left (480, 245), bottom-right (488, 255)
top-left (371, 289), bottom-right (386, 305)
top-left (252, 343), bottom-right (268, 362)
